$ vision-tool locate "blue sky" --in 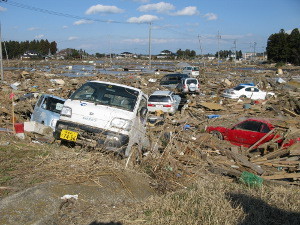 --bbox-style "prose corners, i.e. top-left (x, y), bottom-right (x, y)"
top-left (0, 0), bottom-right (299, 55)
